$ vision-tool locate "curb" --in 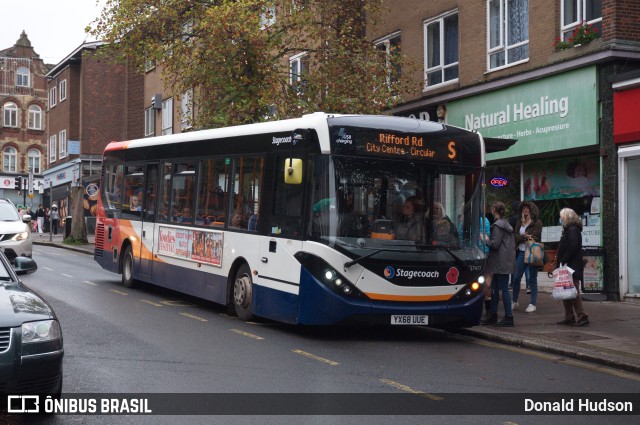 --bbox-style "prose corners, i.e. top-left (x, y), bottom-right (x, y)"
top-left (33, 241), bottom-right (93, 255)
top-left (455, 327), bottom-right (640, 375)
